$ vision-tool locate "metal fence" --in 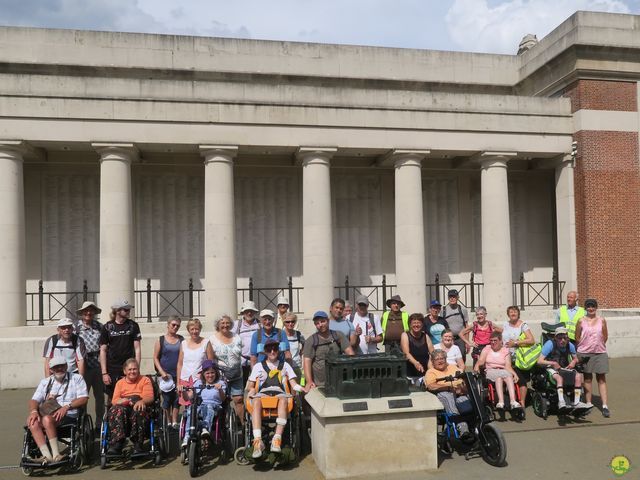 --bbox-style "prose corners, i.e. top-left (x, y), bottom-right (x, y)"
top-left (237, 277), bottom-right (302, 314)
top-left (427, 273), bottom-right (483, 310)
top-left (134, 278), bottom-right (204, 323)
top-left (334, 275), bottom-right (396, 312)
top-left (26, 280), bottom-right (98, 325)
top-left (512, 270), bottom-right (565, 310)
